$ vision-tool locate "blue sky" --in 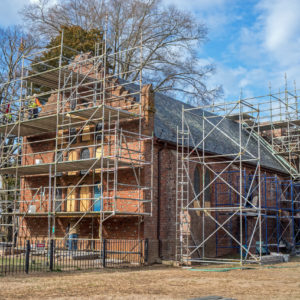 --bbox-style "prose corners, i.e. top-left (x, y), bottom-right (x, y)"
top-left (1, 0), bottom-right (300, 102)
top-left (164, 0), bottom-right (300, 101)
